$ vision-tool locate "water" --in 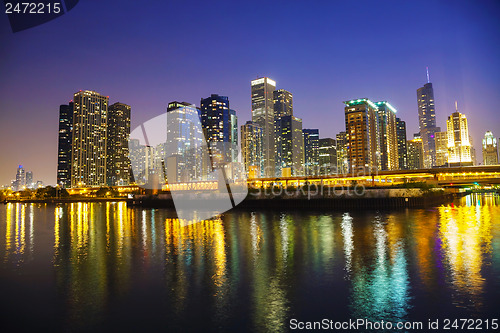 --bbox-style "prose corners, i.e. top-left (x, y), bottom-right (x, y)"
top-left (1, 194), bottom-right (499, 332)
